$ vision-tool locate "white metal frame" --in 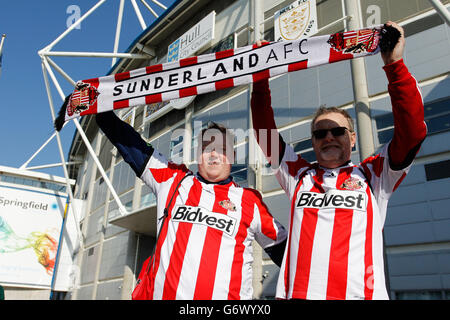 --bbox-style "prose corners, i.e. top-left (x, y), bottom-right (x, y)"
top-left (36, 0), bottom-right (168, 219)
top-left (34, 0), bottom-right (168, 296)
